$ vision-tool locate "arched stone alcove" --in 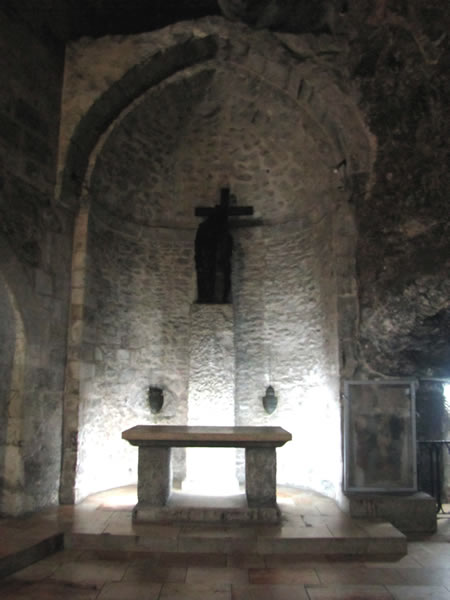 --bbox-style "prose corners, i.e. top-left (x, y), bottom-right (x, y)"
top-left (58, 19), bottom-right (374, 504)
